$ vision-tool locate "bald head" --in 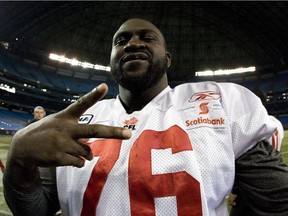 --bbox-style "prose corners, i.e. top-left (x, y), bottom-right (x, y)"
top-left (113, 18), bottom-right (168, 49)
